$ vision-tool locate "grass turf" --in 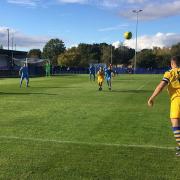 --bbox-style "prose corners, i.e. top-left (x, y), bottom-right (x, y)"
top-left (0, 74), bottom-right (179, 179)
